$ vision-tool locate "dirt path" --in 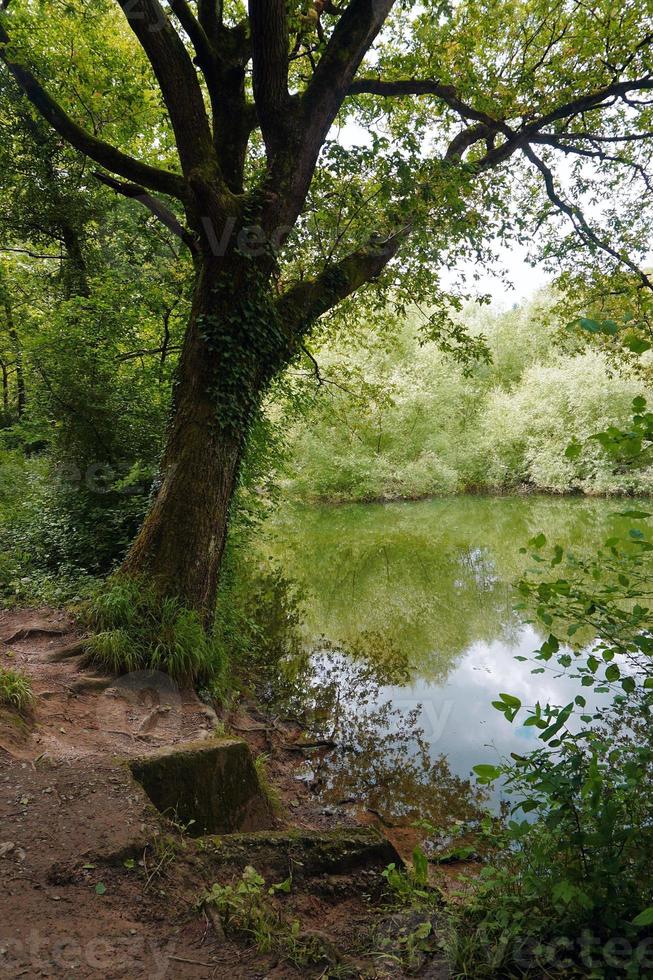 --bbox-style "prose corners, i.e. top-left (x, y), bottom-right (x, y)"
top-left (0, 609), bottom-right (447, 979)
top-left (0, 608), bottom-right (243, 979)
